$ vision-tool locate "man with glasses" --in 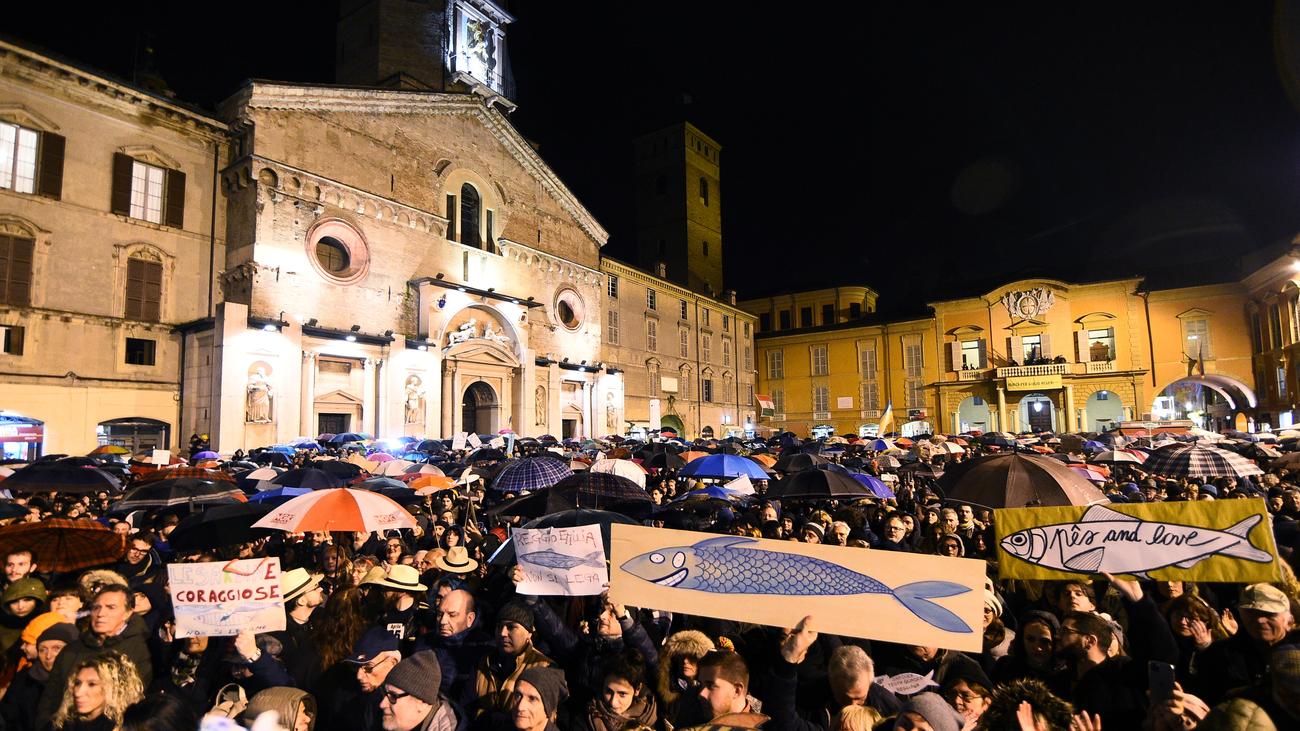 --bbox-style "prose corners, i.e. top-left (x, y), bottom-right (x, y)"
top-left (116, 532), bottom-right (161, 584)
top-left (379, 651), bottom-right (459, 731)
top-left (877, 515), bottom-right (912, 552)
top-left (342, 626), bottom-right (402, 730)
